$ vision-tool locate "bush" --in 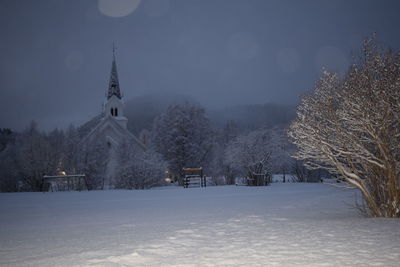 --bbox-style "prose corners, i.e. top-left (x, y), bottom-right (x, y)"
top-left (289, 37), bottom-right (400, 217)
